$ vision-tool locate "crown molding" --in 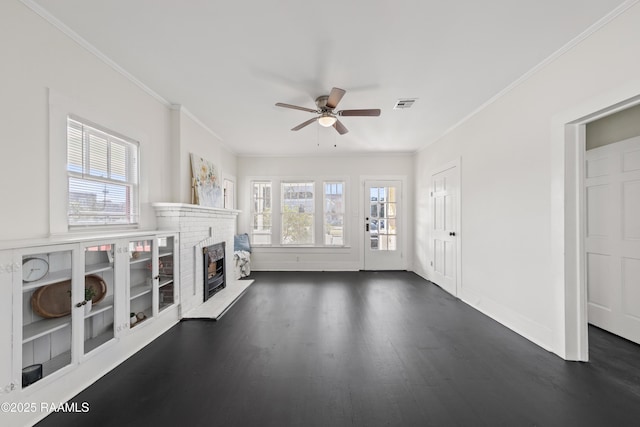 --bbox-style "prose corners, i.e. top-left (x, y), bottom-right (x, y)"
top-left (417, 0), bottom-right (640, 153)
top-left (20, 0), bottom-right (171, 107)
